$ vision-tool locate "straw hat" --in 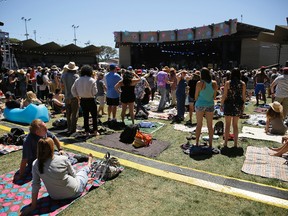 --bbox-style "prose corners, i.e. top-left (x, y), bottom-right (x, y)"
top-left (162, 66), bottom-right (170, 72)
top-left (8, 70), bottom-right (15, 76)
top-left (269, 101), bottom-right (283, 113)
top-left (51, 65), bottom-right (58, 70)
top-left (64, 62), bottom-right (79, 71)
top-left (17, 69), bottom-right (26, 75)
